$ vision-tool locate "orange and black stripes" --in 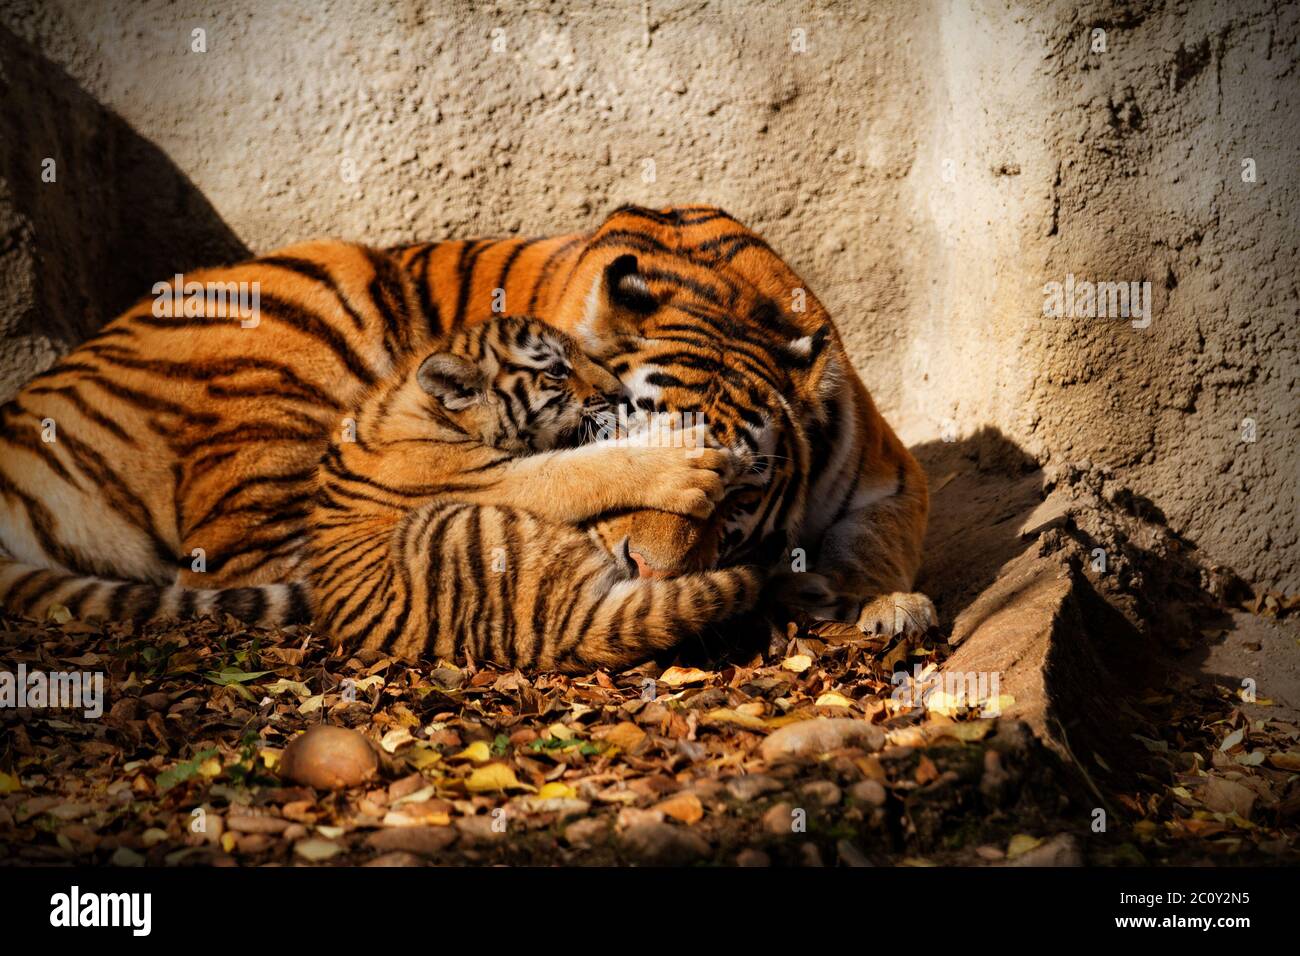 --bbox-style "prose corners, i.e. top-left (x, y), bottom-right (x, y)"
top-left (306, 316), bottom-right (763, 673)
top-left (2, 206), bottom-right (926, 654)
top-left (0, 239), bottom-right (434, 596)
